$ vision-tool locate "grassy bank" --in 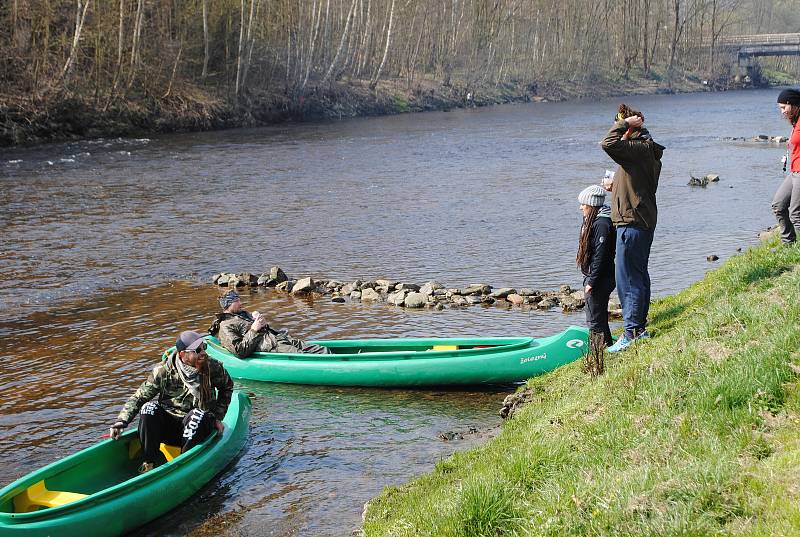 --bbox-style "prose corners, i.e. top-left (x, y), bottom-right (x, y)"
top-left (362, 236), bottom-right (800, 536)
